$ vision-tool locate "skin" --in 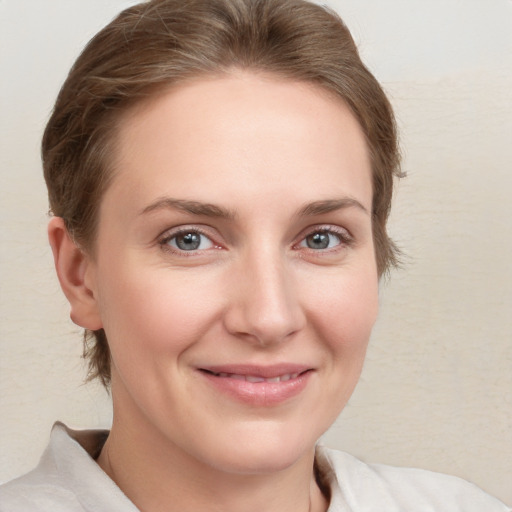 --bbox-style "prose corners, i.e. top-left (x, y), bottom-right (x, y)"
top-left (49, 71), bottom-right (379, 512)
